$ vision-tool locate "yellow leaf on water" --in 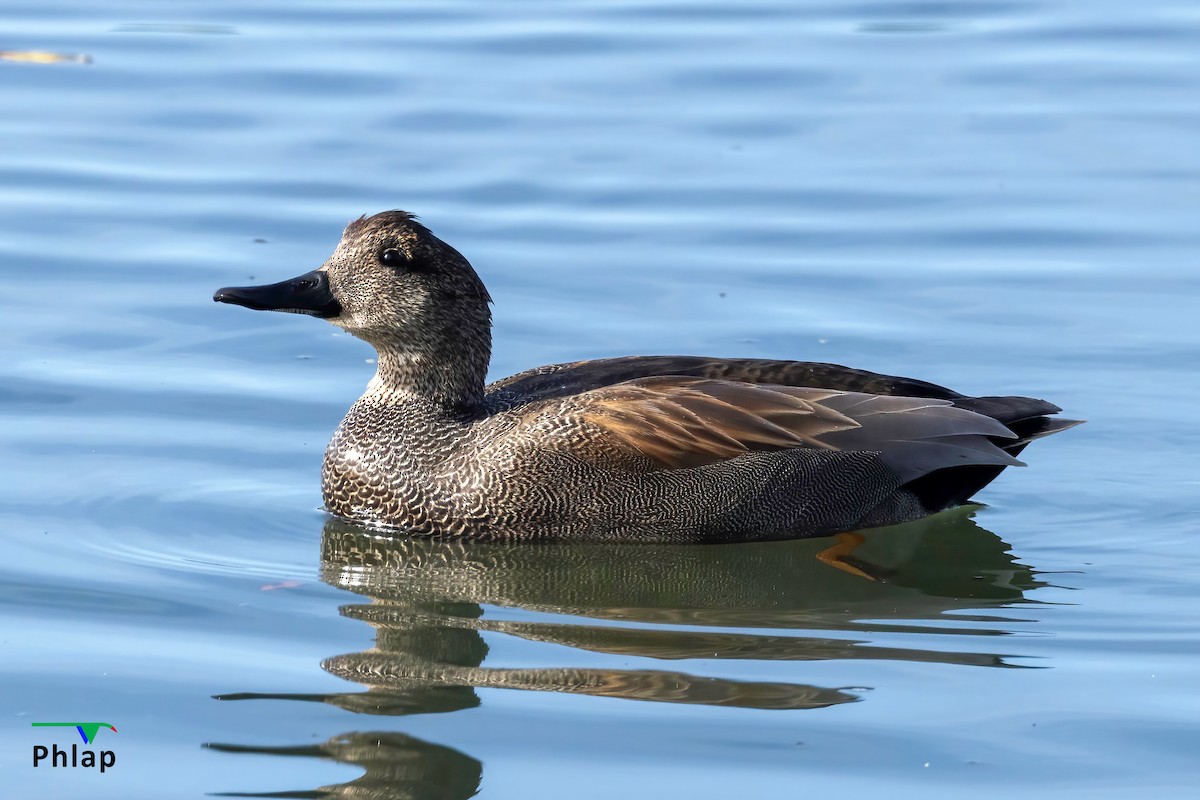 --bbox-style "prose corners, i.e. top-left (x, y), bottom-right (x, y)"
top-left (0, 50), bottom-right (92, 65)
